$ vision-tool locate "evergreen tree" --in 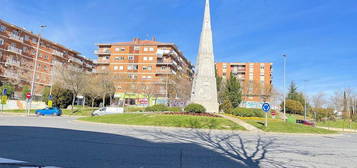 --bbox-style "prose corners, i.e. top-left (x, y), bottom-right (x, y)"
top-left (225, 73), bottom-right (242, 108)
